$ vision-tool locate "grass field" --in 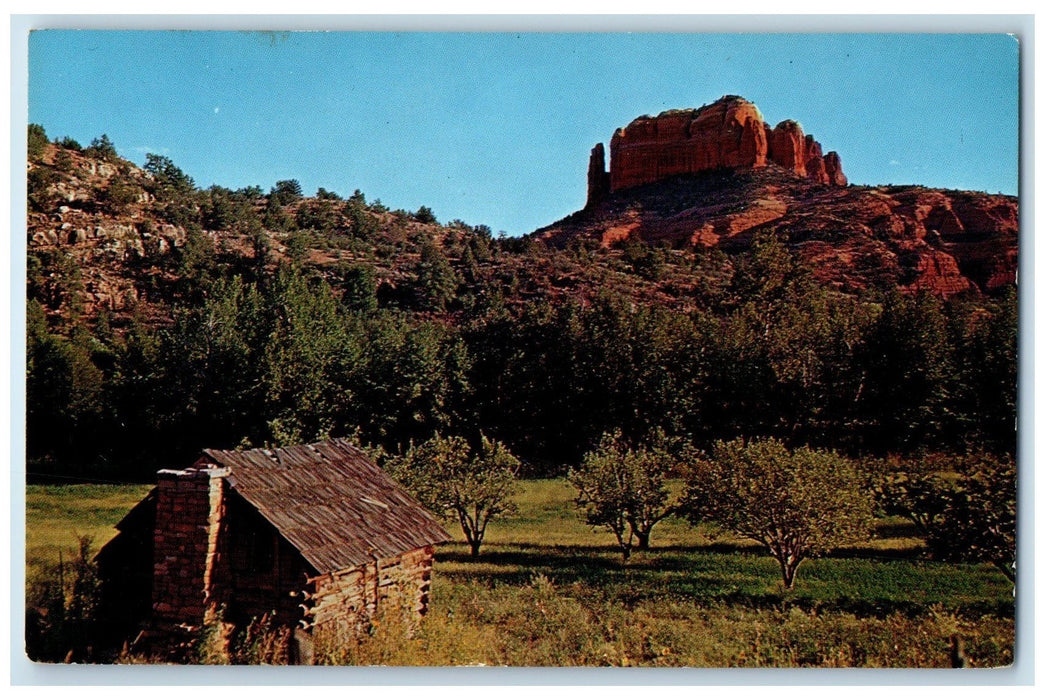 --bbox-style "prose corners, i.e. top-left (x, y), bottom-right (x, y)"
top-left (25, 483), bottom-right (153, 587)
top-left (25, 479), bottom-right (1015, 667)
